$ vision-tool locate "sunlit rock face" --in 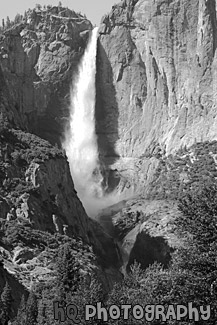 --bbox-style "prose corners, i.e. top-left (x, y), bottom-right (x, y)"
top-left (96, 0), bottom-right (217, 194)
top-left (0, 6), bottom-right (92, 145)
top-left (0, 8), bottom-right (122, 289)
